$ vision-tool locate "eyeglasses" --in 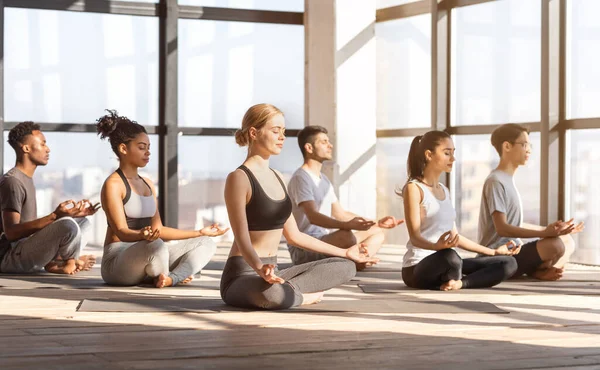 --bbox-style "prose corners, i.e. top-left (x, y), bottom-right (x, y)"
top-left (512, 141), bottom-right (533, 150)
